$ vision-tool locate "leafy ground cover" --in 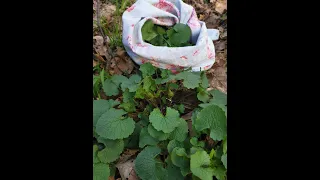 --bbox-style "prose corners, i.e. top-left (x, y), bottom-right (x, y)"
top-left (93, 0), bottom-right (227, 179)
